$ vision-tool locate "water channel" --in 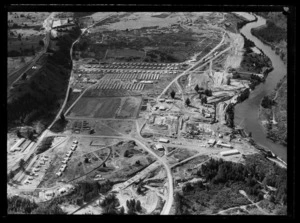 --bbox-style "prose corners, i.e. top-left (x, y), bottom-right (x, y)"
top-left (234, 14), bottom-right (287, 162)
